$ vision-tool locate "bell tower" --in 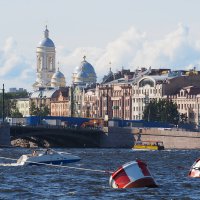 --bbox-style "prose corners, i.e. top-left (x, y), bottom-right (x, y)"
top-left (33, 26), bottom-right (56, 90)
